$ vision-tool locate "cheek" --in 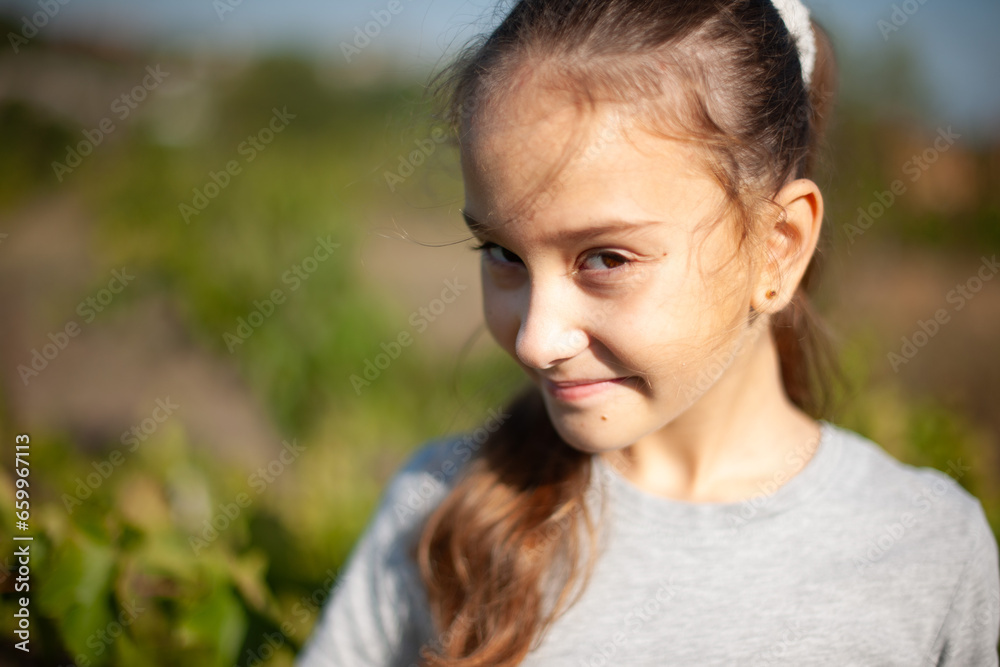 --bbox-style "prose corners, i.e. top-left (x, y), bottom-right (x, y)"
top-left (644, 285), bottom-right (752, 398)
top-left (598, 266), bottom-right (699, 342)
top-left (598, 264), bottom-right (746, 381)
top-left (659, 248), bottom-right (750, 339)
